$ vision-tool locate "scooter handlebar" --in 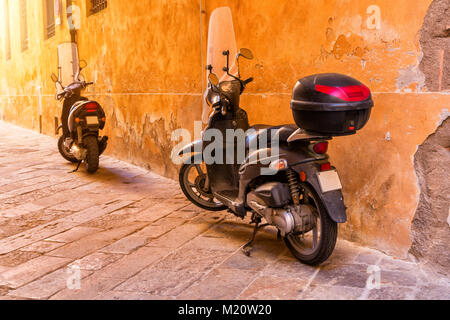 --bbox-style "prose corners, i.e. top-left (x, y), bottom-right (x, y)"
top-left (243, 77), bottom-right (254, 85)
top-left (56, 81), bottom-right (94, 100)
